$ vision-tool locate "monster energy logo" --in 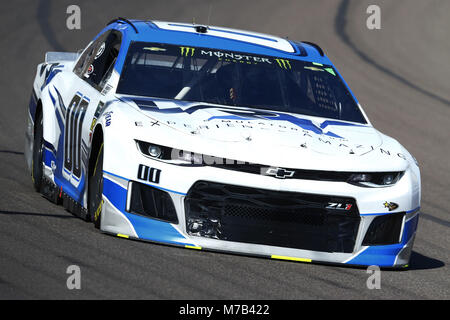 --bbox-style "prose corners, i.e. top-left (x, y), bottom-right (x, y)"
top-left (201, 50), bottom-right (272, 64)
top-left (275, 58), bottom-right (291, 69)
top-left (180, 47), bottom-right (195, 56)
